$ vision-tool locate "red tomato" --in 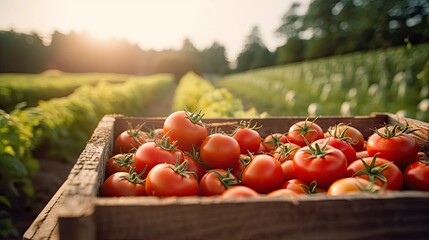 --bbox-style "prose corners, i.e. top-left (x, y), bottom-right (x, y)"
top-left (366, 125), bottom-right (419, 169)
top-left (200, 133), bottom-right (241, 169)
top-left (267, 188), bottom-right (298, 197)
top-left (262, 133), bottom-right (288, 153)
top-left (221, 186), bottom-right (260, 198)
top-left (327, 177), bottom-right (380, 196)
top-left (182, 152), bottom-right (206, 182)
top-left (232, 154), bottom-right (252, 180)
top-left (313, 137), bottom-right (356, 165)
top-left (293, 142), bottom-right (348, 188)
top-left (163, 110), bottom-right (207, 152)
top-left (232, 121), bottom-right (262, 154)
top-left (281, 179), bottom-right (309, 195)
top-left (273, 143), bottom-right (300, 163)
top-left (134, 140), bottom-right (183, 178)
top-left (199, 169), bottom-right (239, 196)
top-left (347, 155), bottom-right (403, 190)
top-left (145, 161), bottom-right (199, 197)
top-left (101, 171), bottom-right (146, 197)
top-left (114, 124), bottom-right (147, 154)
top-left (404, 158), bottom-right (429, 191)
top-left (287, 119), bottom-right (324, 147)
top-left (327, 124), bottom-right (365, 152)
top-left (281, 160), bottom-right (297, 182)
top-left (105, 153), bottom-right (135, 178)
top-left (241, 154), bottom-right (284, 193)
